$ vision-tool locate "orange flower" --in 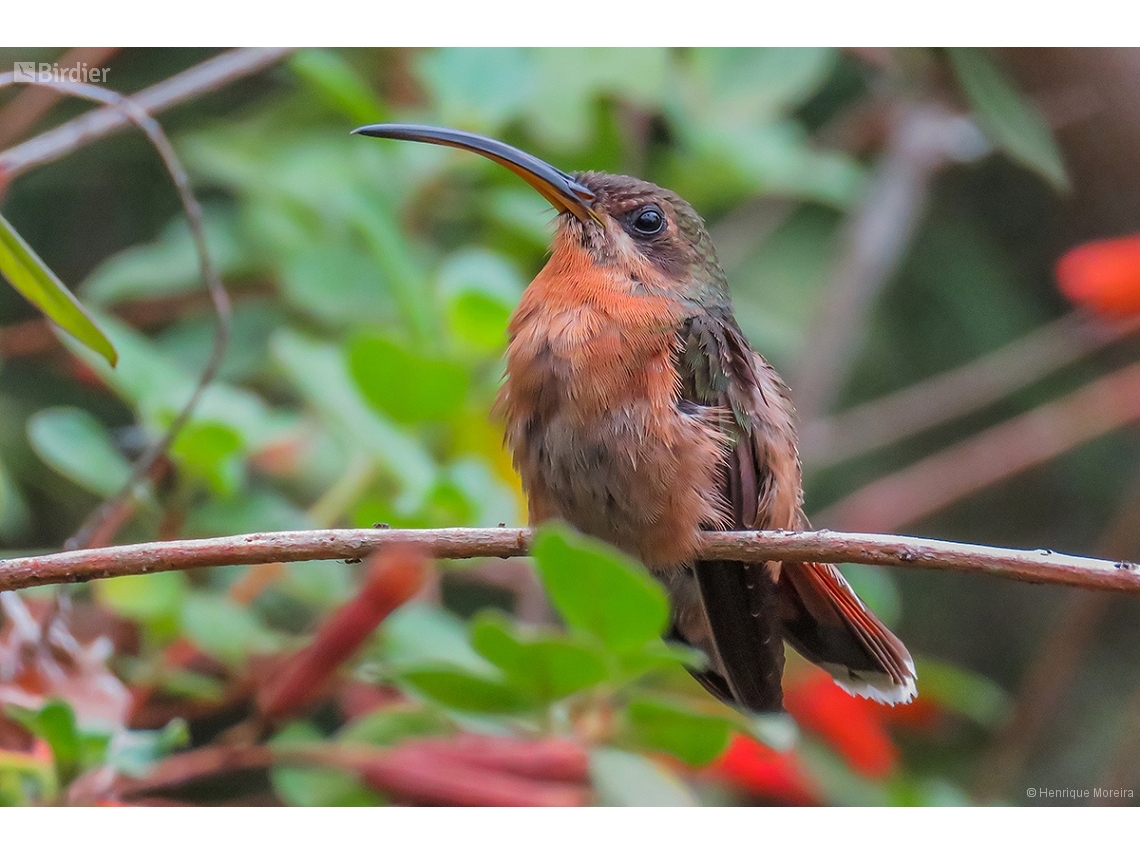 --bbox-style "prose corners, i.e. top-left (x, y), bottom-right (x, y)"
top-left (1056, 235), bottom-right (1140, 316)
